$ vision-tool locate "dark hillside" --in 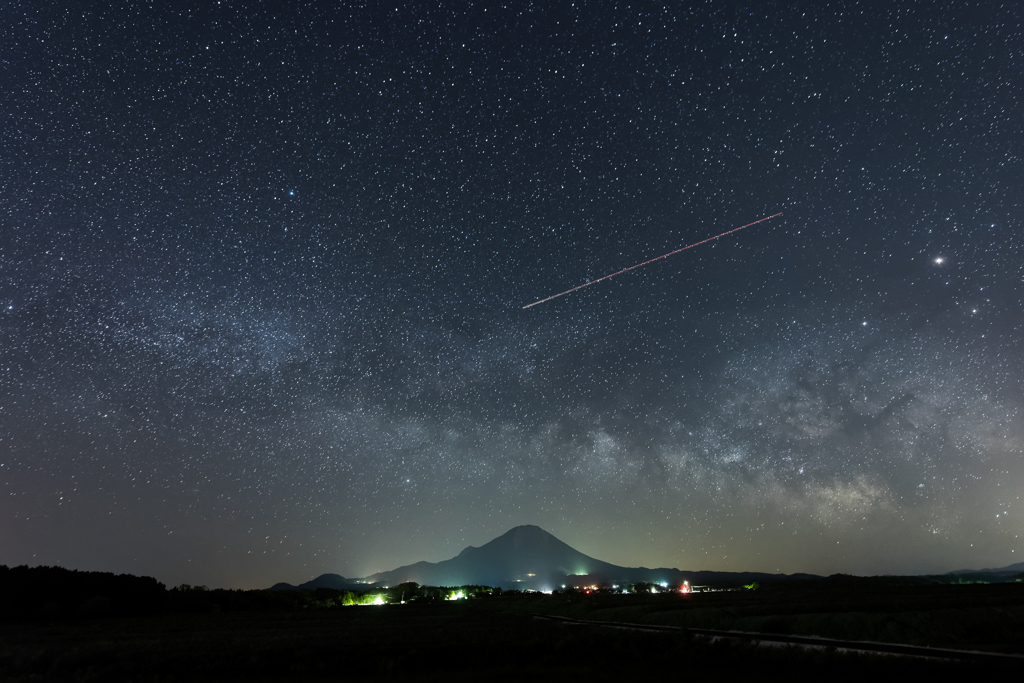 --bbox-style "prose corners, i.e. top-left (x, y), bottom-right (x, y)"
top-left (0, 565), bottom-right (166, 620)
